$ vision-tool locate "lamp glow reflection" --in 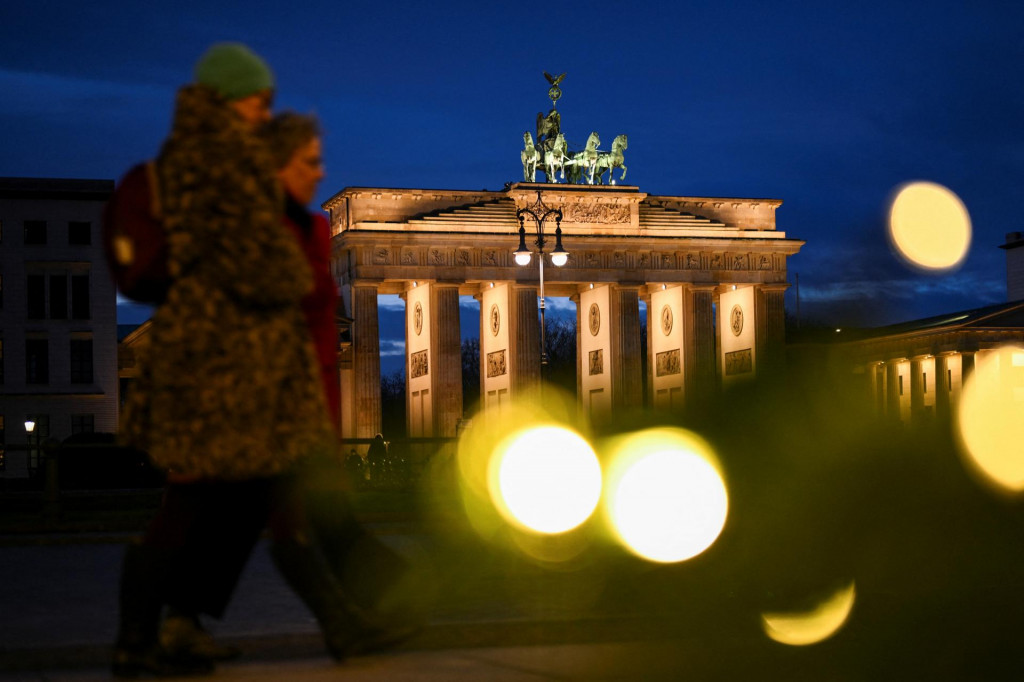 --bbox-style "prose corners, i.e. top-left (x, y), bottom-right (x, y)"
top-left (604, 428), bottom-right (728, 563)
